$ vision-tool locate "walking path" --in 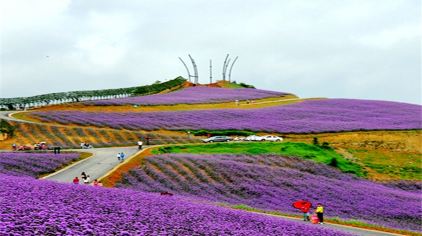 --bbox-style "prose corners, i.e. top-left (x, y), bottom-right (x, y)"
top-left (43, 146), bottom-right (140, 183)
top-left (0, 111), bottom-right (36, 124)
